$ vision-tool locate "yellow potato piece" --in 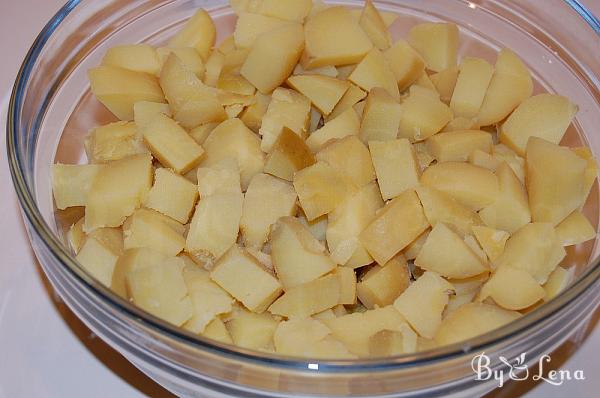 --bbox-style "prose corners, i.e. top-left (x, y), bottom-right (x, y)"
top-left (349, 48), bottom-right (399, 101)
top-left (479, 266), bottom-right (544, 310)
top-left (233, 12), bottom-right (291, 48)
top-left (101, 44), bottom-right (160, 75)
top-left (327, 84), bottom-right (367, 122)
top-left (426, 130), bottom-right (493, 163)
top-left (306, 108), bottom-right (361, 152)
top-left (430, 66), bottom-right (458, 104)
top-left (274, 318), bottom-right (354, 359)
top-left (202, 318), bottom-right (233, 344)
top-left (397, 91), bottom-right (453, 142)
top-left (85, 121), bottom-right (148, 164)
top-left (256, 0), bottom-right (312, 22)
top-left (316, 136), bottom-right (376, 188)
top-left (369, 139), bottom-right (420, 200)
top-left (357, 255), bottom-right (410, 309)
top-left (52, 164), bottom-right (104, 210)
top-left (408, 23), bottom-right (459, 73)
top-left (359, 88), bottom-right (402, 143)
top-left (156, 47), bottom-right (206, 80)
top-left (263, 128), bottom-right (315, 181)
top-left (123, 209), bottom-right (185, 257)
top-left (543, 266), bottom-right (573, 302)
top-left (385, 40), bottom-right (425, 92)
top-left (269, 274), bottom-right (340, 318)
top-left (572, 146), bottom-right (599, 206)
top-left (555, 210), bottom-right (596, 246)
top-left (450, 57), bottom-right (494, 118)
top-left (468, 149), bottom-right (501, 172)
top-left (403, 230), bottom-right (430, 260)
top-left (335, 266), bottom-right (357, 305)
top-left (471, 225), bottom-right (510, 262)
top-left (76, 236), bottom-right (120, 287)
top-left (168, 9), bottom-right (216, 60)
top-left (111, 248), bottom-right (168, 299)
top-left (226, 308), bottom-right (279, 350)
top-left (203, 51), bottom-right (225, 87)
top-left (287, 74), bottom-right (349, 116)
top-left (359, 0), bottom-right (392, 50)
top-left (144, 168), bottom-right (198, 223)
